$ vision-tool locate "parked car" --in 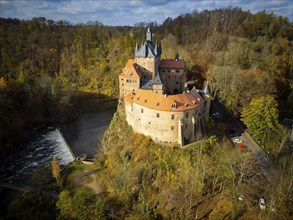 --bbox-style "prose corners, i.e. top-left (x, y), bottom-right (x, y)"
top-left (238, 194), bottom-right (245, 201)
top-left (259, 198), bottom-right (266, 210)
top-left (229, 132), bottom-right (241, 137)
top-left (238, 144), bottom-right (247, 151)
top-left (233, 138), bottom-right (243, 144)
